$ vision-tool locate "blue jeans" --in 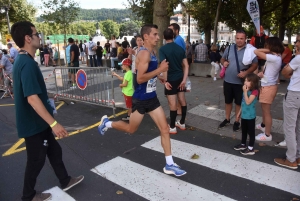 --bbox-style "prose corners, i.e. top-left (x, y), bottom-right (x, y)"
top-left (89, 55), bottom-right (97, 67)
top-left (110, 57), bottom-right (118, 68)
top-left (97, 56), bottom-right (103, 67)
